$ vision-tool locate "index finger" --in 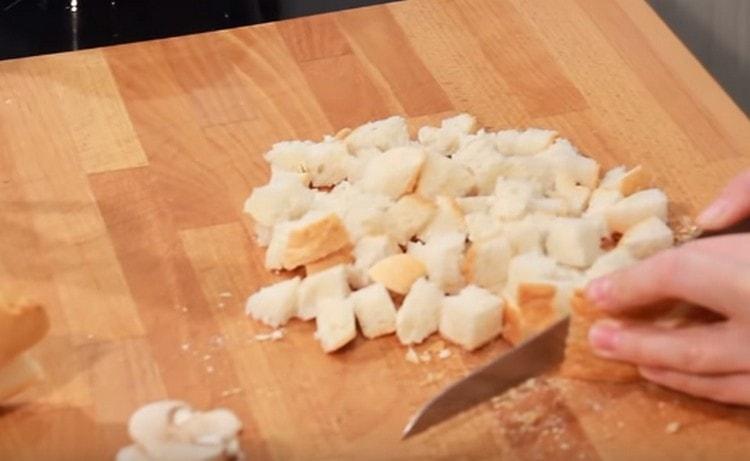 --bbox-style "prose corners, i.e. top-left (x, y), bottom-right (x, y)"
top-left (698, 169), bottom-right (750, 231)
top-left (586, 247), bottom-right (750, 318)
